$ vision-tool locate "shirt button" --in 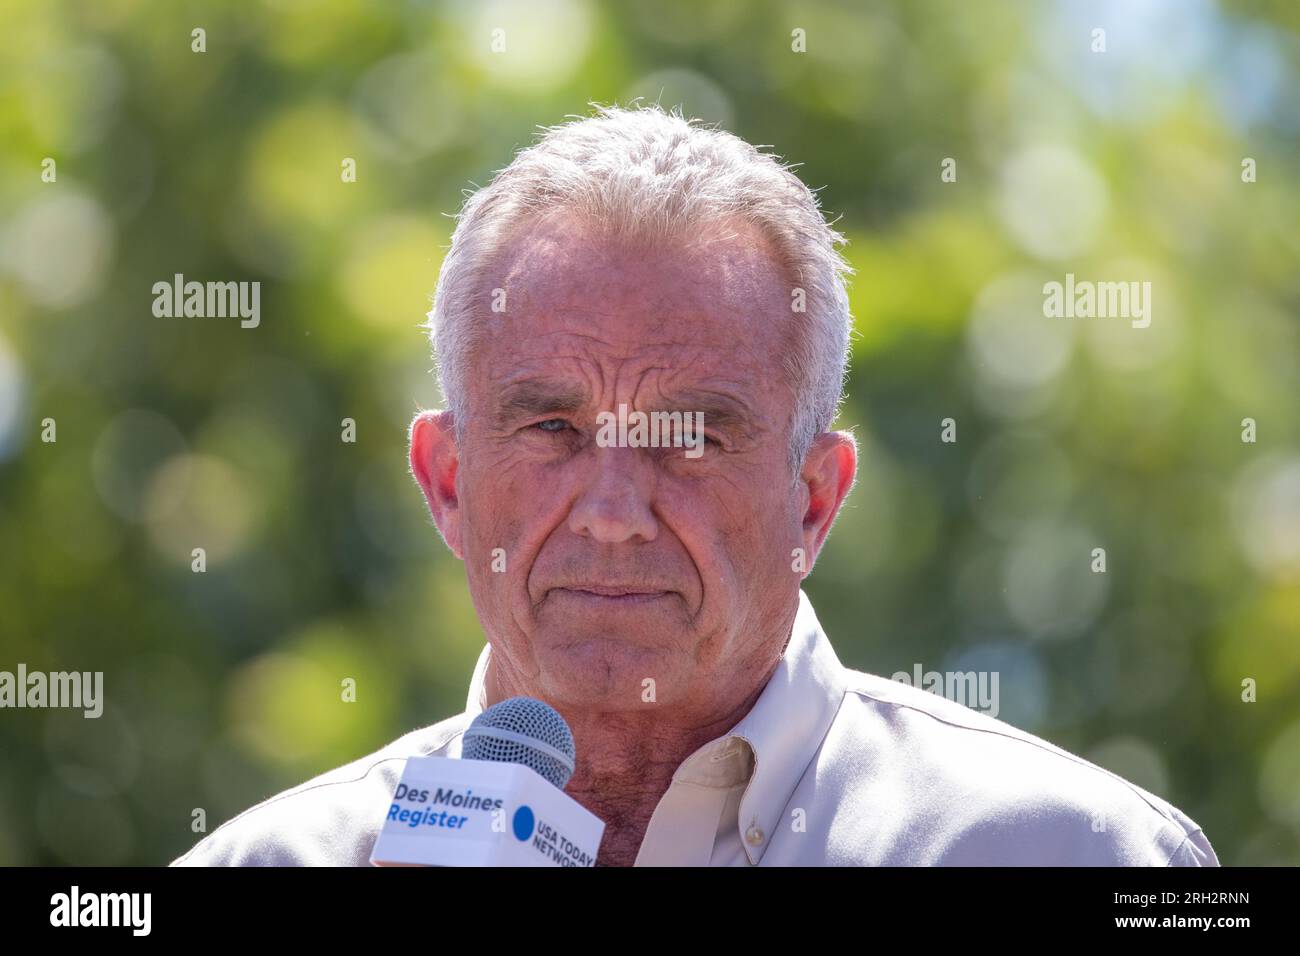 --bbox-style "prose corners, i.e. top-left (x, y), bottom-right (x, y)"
top-left (745, 825), bottom-right (765, 846)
